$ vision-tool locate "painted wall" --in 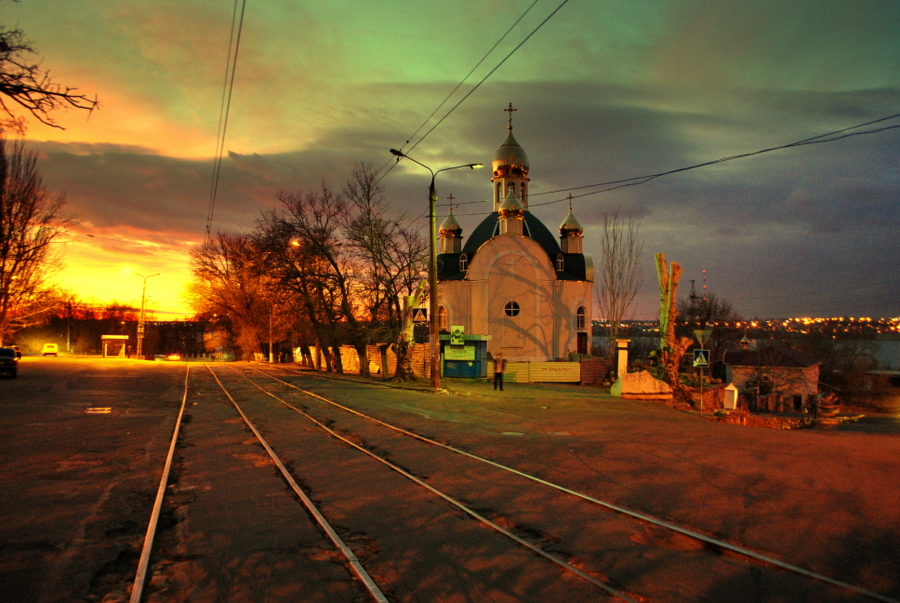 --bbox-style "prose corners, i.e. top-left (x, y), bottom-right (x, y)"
top-left (440, 234), bottom-right (592, 361)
